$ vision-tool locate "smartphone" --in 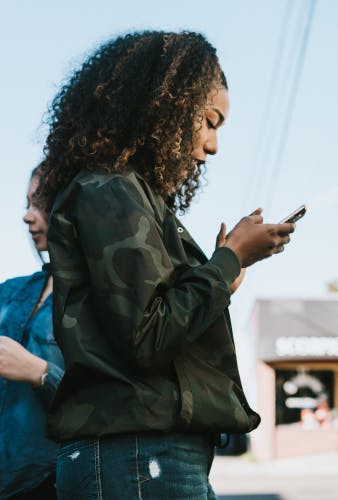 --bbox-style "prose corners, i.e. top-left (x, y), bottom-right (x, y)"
top-left (279, 204), bottom-right (307, 224)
